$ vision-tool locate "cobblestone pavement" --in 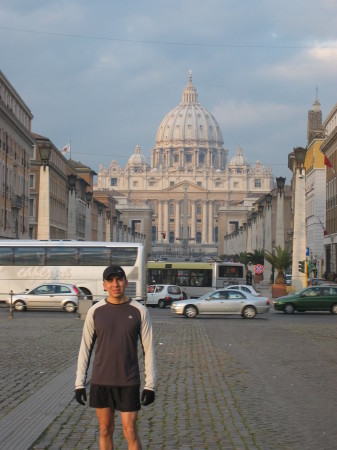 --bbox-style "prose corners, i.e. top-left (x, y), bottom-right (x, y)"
top-left (1, 306), bottom-right (337, 449)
